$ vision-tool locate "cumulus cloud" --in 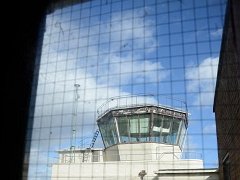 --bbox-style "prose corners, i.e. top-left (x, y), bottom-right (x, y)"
top-left (183, 135), bottom-right (199, 151)
top-left (37, 6), bottom-right (166, 109)
top-left (186, 57), bottom-right (219, 105)
top-left (211, 28), bottom-right (223, 37)
top-left (203, 123), bottom-right (216, 134)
